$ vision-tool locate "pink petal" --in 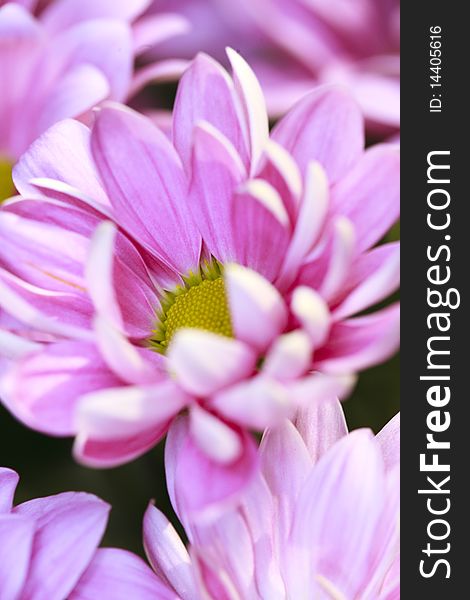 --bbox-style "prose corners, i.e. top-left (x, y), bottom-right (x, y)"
top-left (85, 222), bottom-right (122, 330)
top-left (47, 19), bottom-right (133, 102)
top-left (36, 64), bottom-right (109, 135)
top-left (132, 13), bottom-right (190, 55)
top-left (165, 416), bottom-right (258, 520)
top-left (188, 122), bottom-right (245, 263)
top-left (143, 504), bottom-right (197, 599)
top-left (376, 413), bottom-right (400, 472)
top-left (42, 0), bottom-right (150, 30)
top-left (293, 398), bottom-right (348, 463)
top-left (0, 468), bottom-right (19, 513)
top-left (291, 286), bottom-right (330, 349)
top-left (189, 405), bottom-right (242, 464)
top-left (260, 420), bottom-right (312, 543)
top-left (70, 548), bottom-right (177, 600)
top-left (290, 430), bottom-right (386, 597)
top-left (13, 118), bottom-right (109, 208)
top-left (14, 492), bottom-right (110, 600)
top-left (0, 270), bottom-right (92, 340)
top-left (167, 329), bottom-right (256, 397)
top-left (289, 373), bottom-right (357, 407)
top-left (262, 331), bottom-right (312, 381)
top-left (225, 263), bottom-right (287, 353)
top-left (272, 86), bottom-right (364, 183)
top-left (0, 513), bottom-right (34, 600)
top-left (276, 161), bottom-right (329, 290)
top-left (91, 104), bottom-right (201, 273)
top-left (211, 375), bottom-right (292, 430)
top-left (5, 341), bottom-right (122, 436)
top-left (314, 304), bottom-right (400, 374)
top-left (330, 144), bottom-right (400, 253)
top-left (333, 242), bottom-right (400, 320)
top-left (129, 58), bottom-right (190, 98)
top-left (226, 48), bottom-right (269, 173)
top-left (297, 217), bottom-right (356, 304)
top-left (256, 140), bottom-right (302, 224)
top-left (73, 422), bottom-right (170, 468)
top-left (75, 380), bottom-right (188, 442)
top-left (231, 180), bottom-right (290, 282)
top-left (173, 52), bottom-right (248, 170)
